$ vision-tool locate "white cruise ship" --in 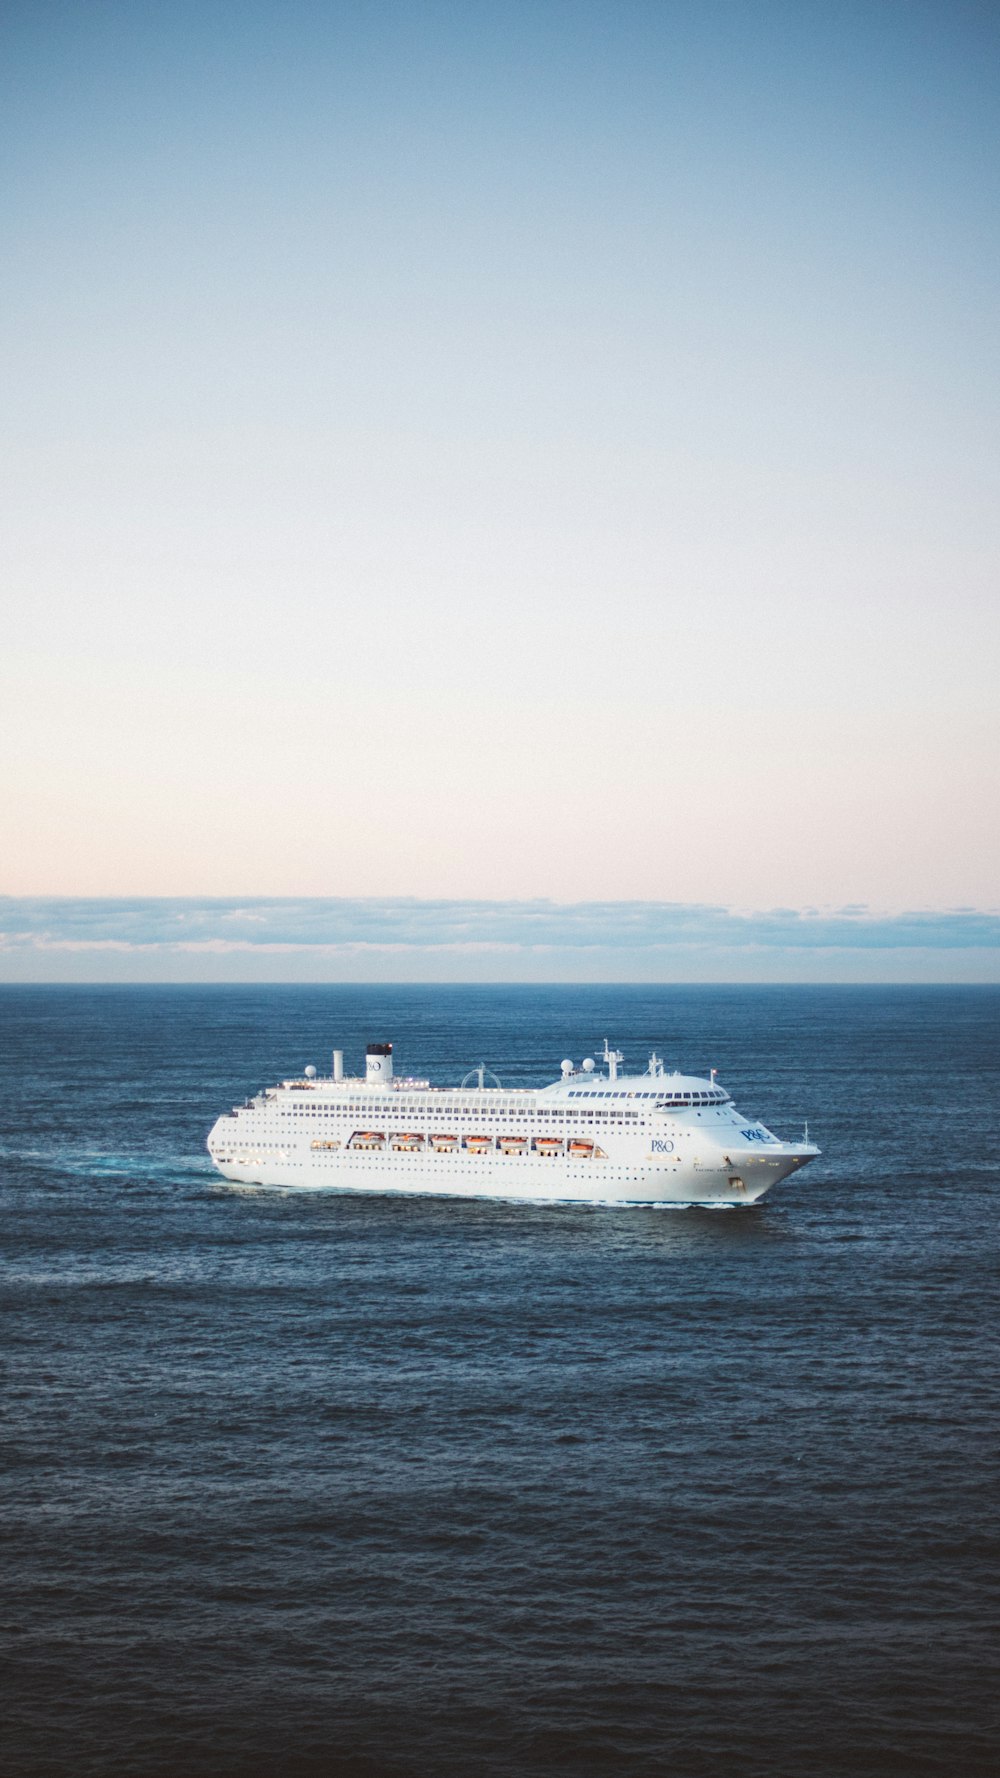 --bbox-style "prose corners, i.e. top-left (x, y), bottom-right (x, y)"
top-left (207, 1040), bottom-right (819, 1206)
